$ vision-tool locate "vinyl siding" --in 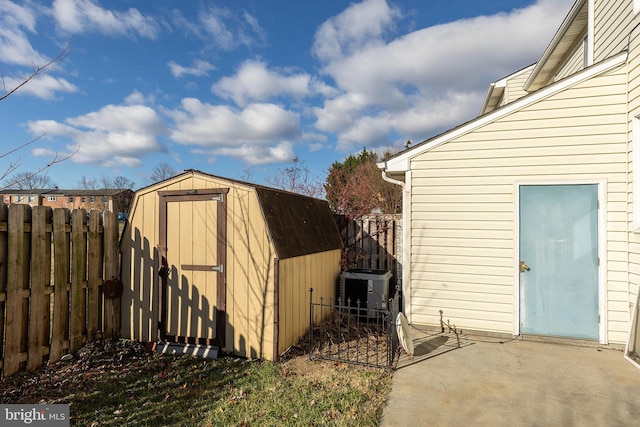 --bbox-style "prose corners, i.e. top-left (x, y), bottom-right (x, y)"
top-left (626, 9), bottom-right (640, 346)
top-left (594, 0), bottom-right (633, 63)
top-left (408, 64), bottom-right (629, 342)
top-left (501, 68), bottom-right (534, 107)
